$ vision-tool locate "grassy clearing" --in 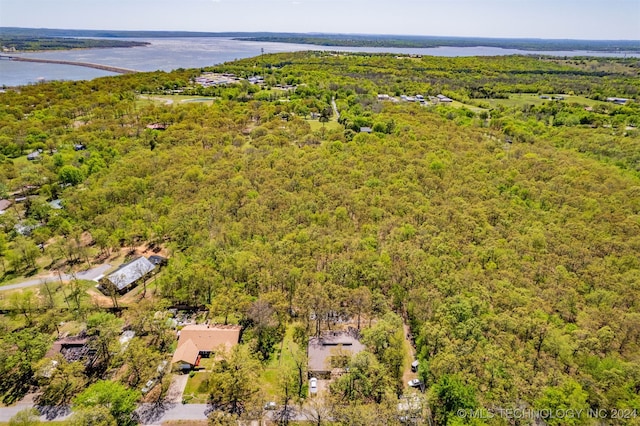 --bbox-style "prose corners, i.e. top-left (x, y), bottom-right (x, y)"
top-left (260, 324), bottom-right (301, 400)
top-left (138, 94), bottom-right (217, 106)
top-left (308, 119), bottom-right (341, 132)
top-left (484, 93), bottom-right (608, 109)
